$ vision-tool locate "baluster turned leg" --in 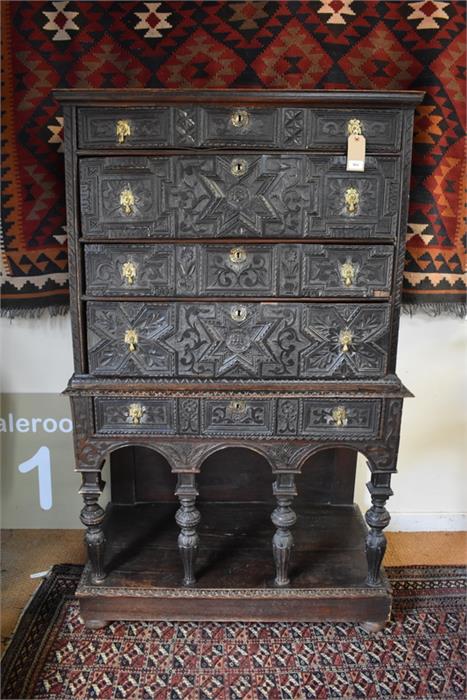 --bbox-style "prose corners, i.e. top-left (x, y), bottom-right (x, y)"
top-left (271, 473), bottom-right (297, 586)
top-left (175, 473), bottom-right (201, 586)
top-left (365, 472), bottom-right (393, 587)
top-left (80, 471), bottom-right (106, 584)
